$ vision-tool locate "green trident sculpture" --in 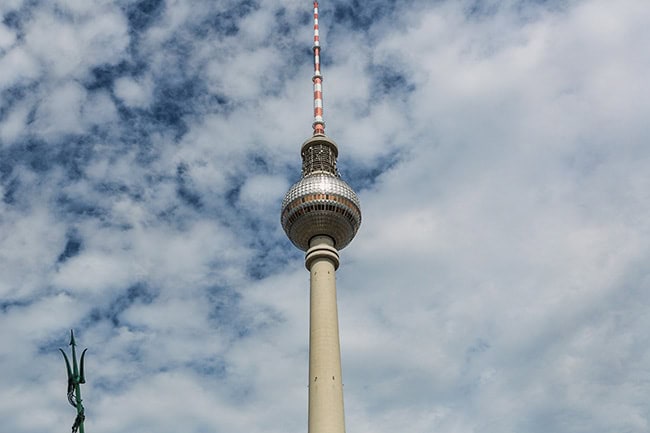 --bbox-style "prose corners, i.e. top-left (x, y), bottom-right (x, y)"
top-left (59, 330), bottom-right (88, 433)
